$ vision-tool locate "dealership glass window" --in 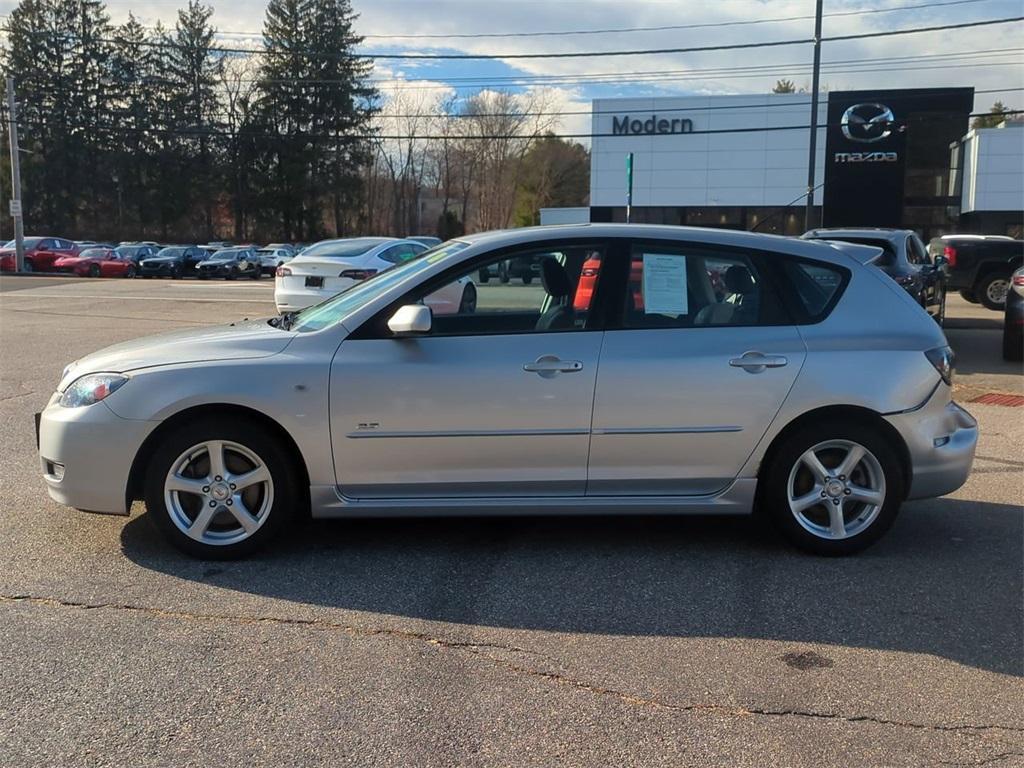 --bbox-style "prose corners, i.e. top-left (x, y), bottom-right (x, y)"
top-left (406, 245), bottom-right (606, 336)
top-left (620, 245), bottom-right (776, 328)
